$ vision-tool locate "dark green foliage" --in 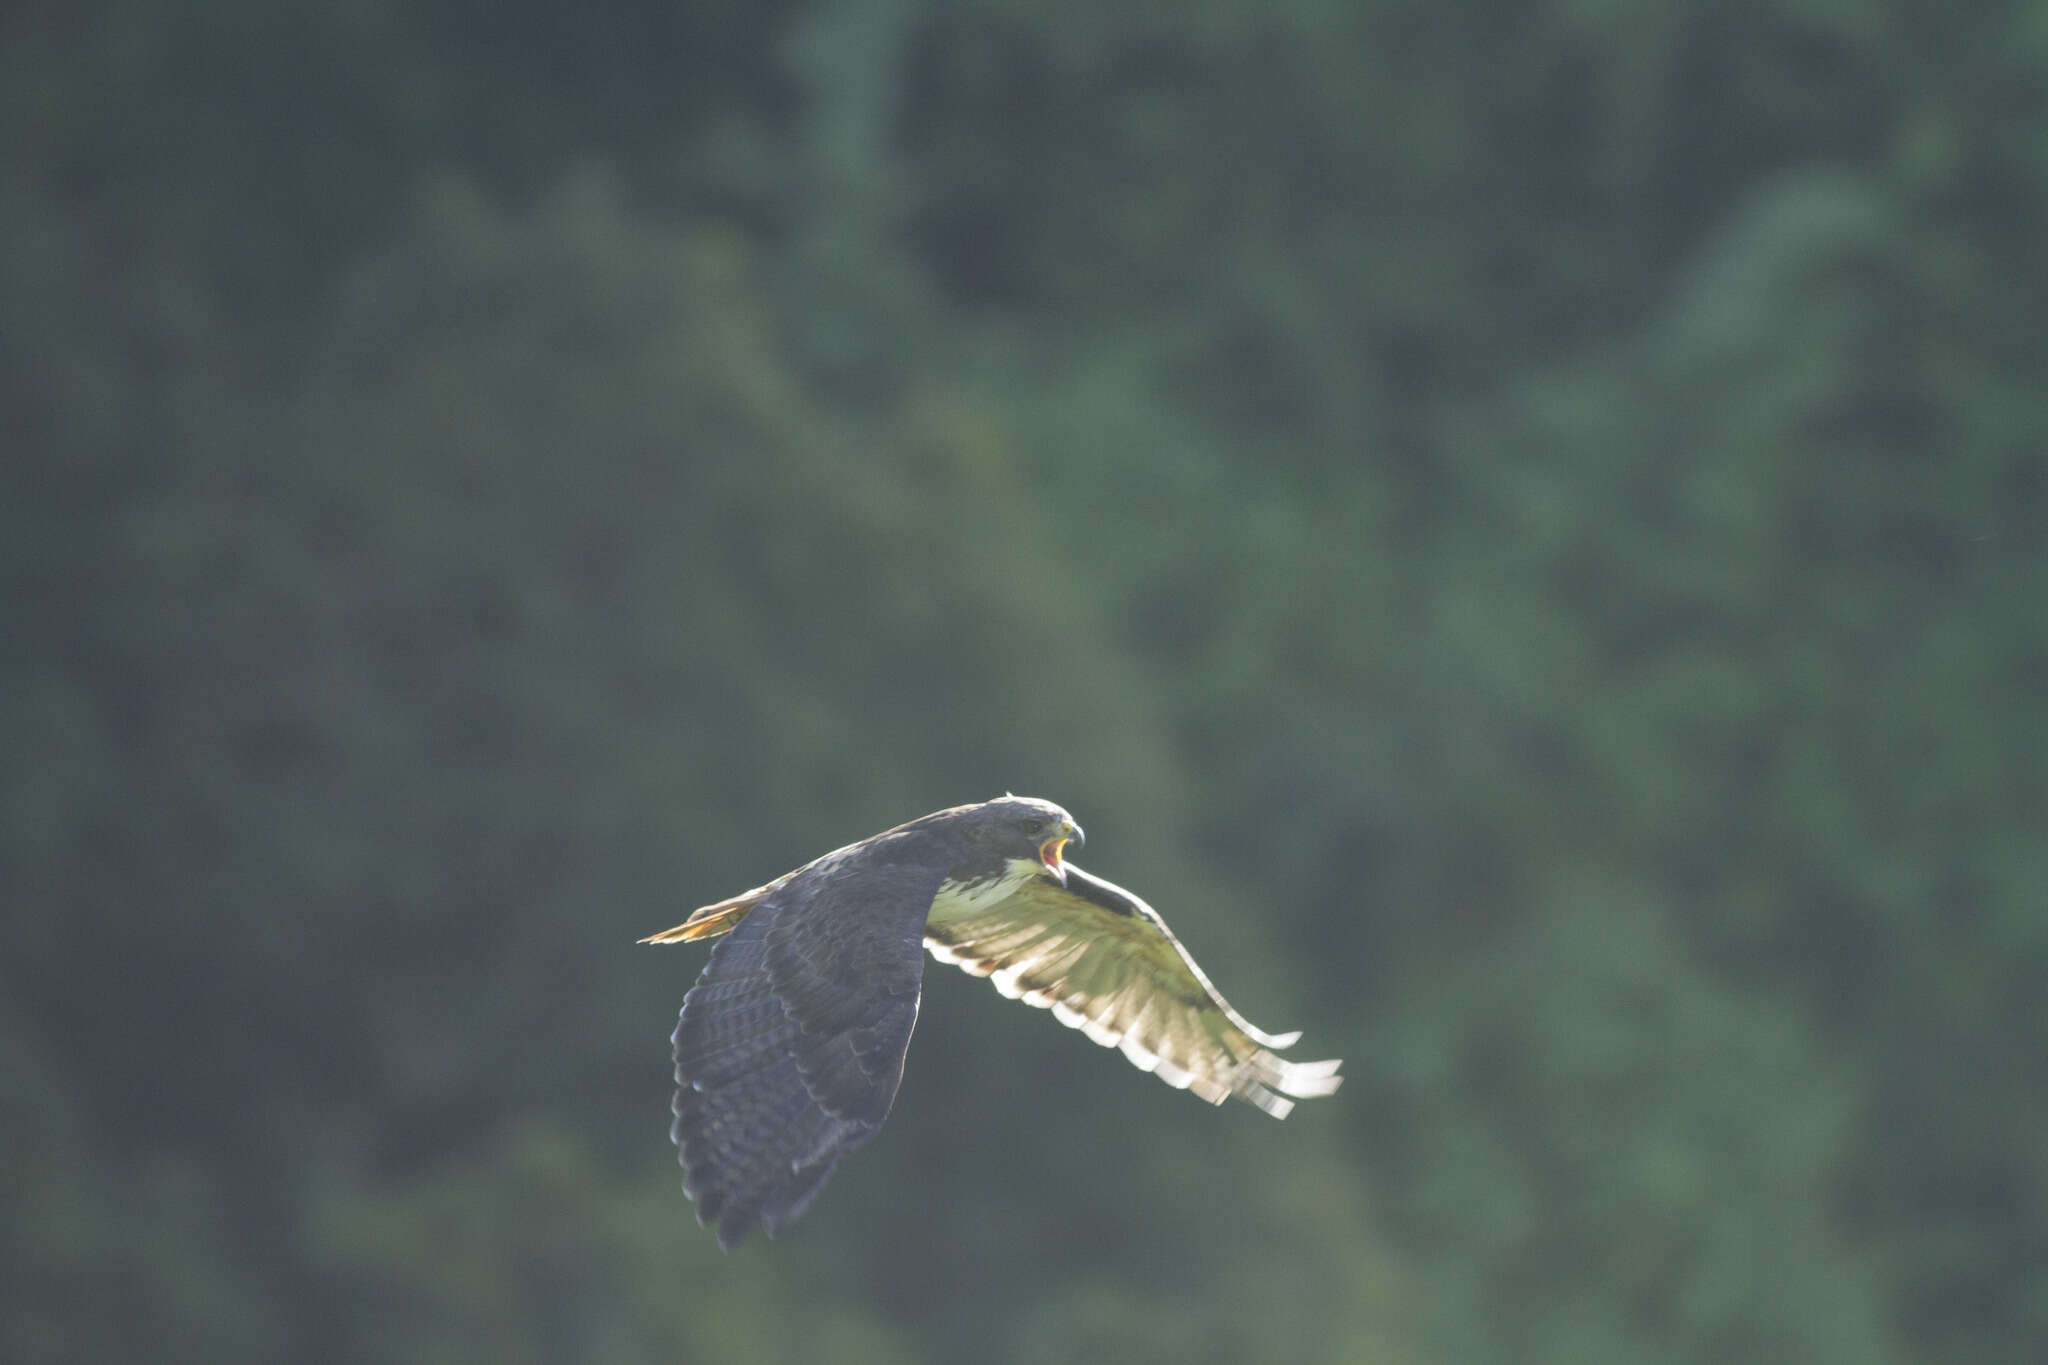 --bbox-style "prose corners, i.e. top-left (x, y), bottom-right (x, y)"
top-left (4, 2), bottom-right (2042, 1361)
